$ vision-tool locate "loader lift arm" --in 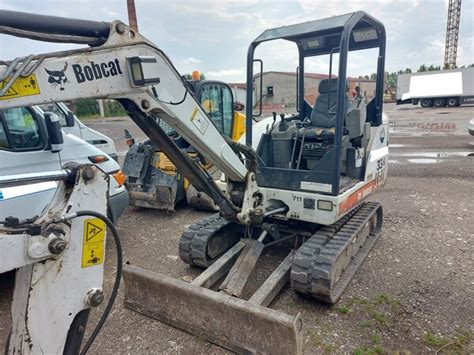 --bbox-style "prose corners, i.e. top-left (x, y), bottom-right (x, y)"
top-left (0, 10), bottom-right (251, 219)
